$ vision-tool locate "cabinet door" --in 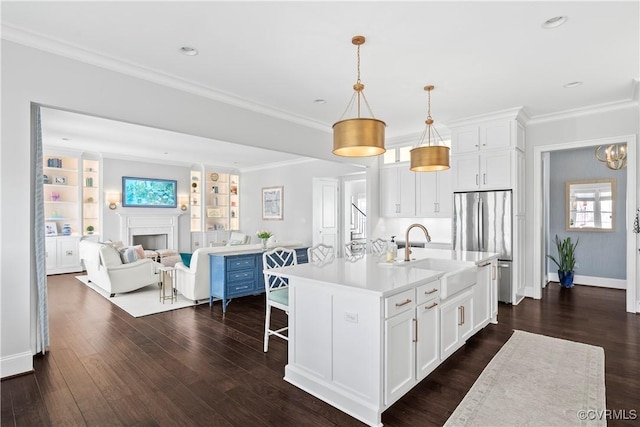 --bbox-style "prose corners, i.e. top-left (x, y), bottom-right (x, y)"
top-left (473, 264), bottom-right (491, 332)
top-left (384, 309), bottom-right (415, 405)
top-left (416, 300), bottom-right (440, 380)
top-left (439, 297), bottom-right (462, 360)
top-left (452, 125), bottom-right (480, 153)
top-left (380, 167), bottom-right (400, 217)
top-left (416, 172), bottom-right (437, 217)
top-left (480, 150), bottom-right (512, 190)
top-left (57, 237), bottom-right (80, 269)
top-left (479, 120), bottom-right (511, 150)
top-left (45, 238), bottom-right (57, 270)
top-left (452, 154), bottom-right (480, 192)
top-left (398, 167), bottom-right (416, 217)
top-left (459, 294), bottom-right (474, 342)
